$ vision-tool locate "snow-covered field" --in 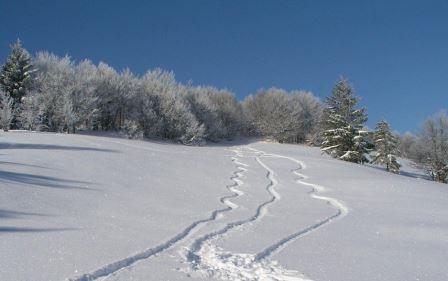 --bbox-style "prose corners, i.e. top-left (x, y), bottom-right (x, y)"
top-left (0, 131), bottom-right (447, 281)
